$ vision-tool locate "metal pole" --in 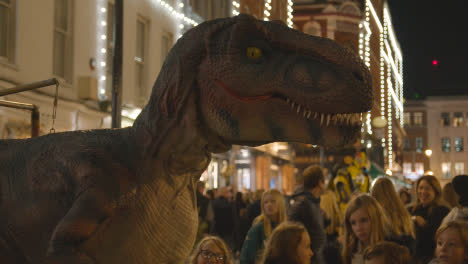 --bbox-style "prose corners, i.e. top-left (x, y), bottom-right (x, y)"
top-left (111, 0), bottom-right (123, 128)
top-left (0, 78), bottom-right (58, 97)
top-left (0, 100), bottom-right (40, 138)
